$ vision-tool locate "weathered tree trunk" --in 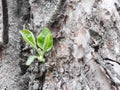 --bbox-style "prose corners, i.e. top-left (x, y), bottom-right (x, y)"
top-left (0, 0), bottom-right (120, 90)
